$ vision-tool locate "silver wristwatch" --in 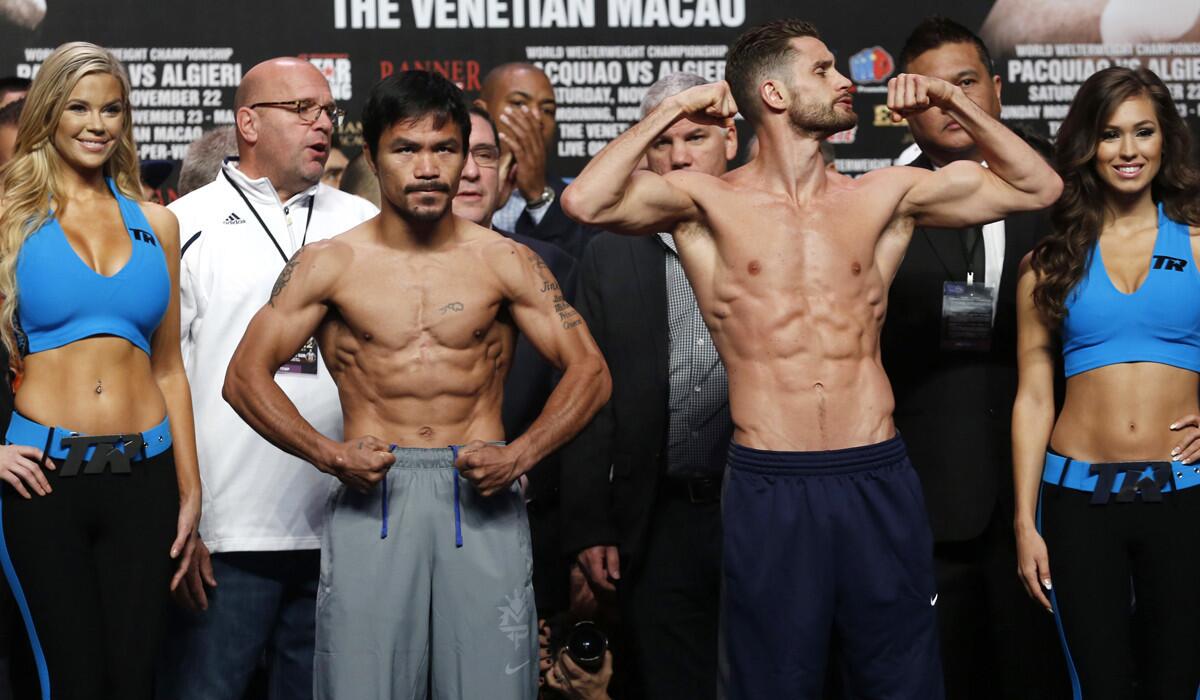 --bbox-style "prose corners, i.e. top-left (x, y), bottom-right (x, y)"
top-left (526, 186), bottom-right (555, 210)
